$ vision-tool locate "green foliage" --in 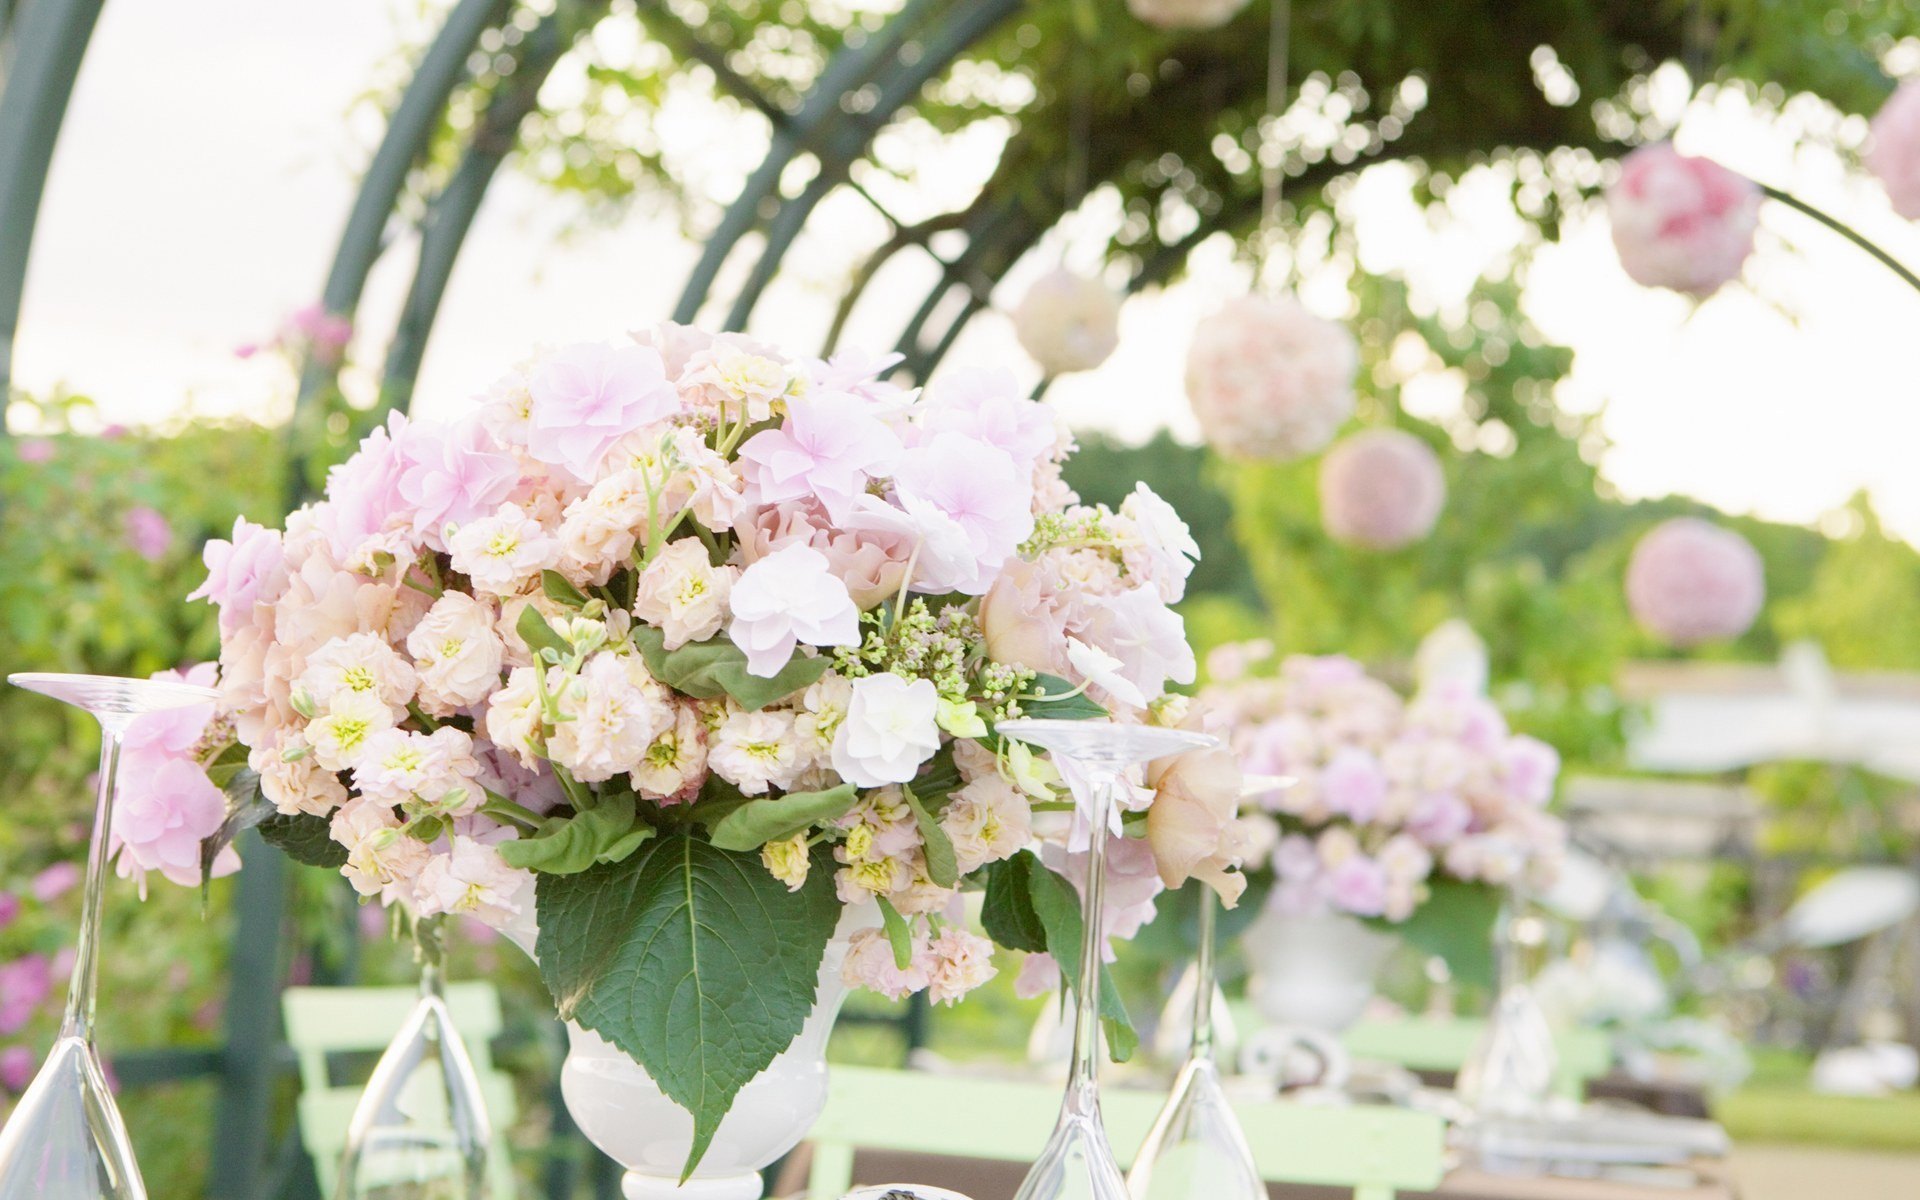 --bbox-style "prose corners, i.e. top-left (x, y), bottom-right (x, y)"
top-left (706, 783), bottom-right (859, 852)
top-left (1366, 879), bottom-right (1502, 989)
top-left (258, 811), bottom-right (349, 869)
top-left (1023, 673), bottom-right (1109, 720)
top-left (533, 835), bottom-right (842, 1177)
top-left (1775, 496), bottom-right (1920, 671)
top-left (498, 794), bottom-right (654, 873)
top-left (980, 852), bottom-right (1138, 1062)
top-left (629, 624), bottom-right (829, 710)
